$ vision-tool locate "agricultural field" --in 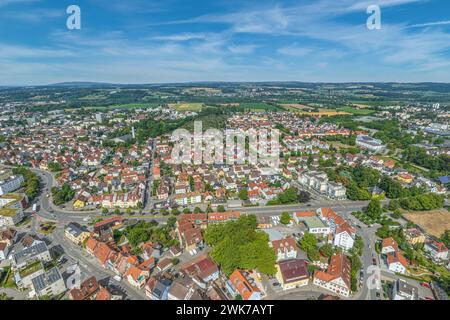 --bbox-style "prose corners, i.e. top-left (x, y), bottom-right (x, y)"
top-left (65, 103), bottom-right (159, 112)
top-left (279, 103), bottom-right (350, 116)
top-left (169, 102), bottom-right (204, 111)
top-left (403, 209), bottom-right (450, 237)
top-left (238, 102), bottom-right (282, 112)
top-left (337, 106), bottom-right (377, 115)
